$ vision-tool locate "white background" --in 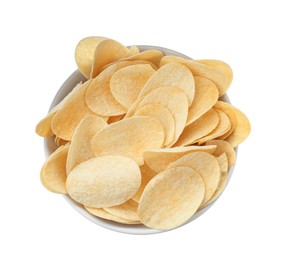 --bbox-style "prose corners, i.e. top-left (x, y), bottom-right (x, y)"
top-left (0, 0), bottom-right (287, 259)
